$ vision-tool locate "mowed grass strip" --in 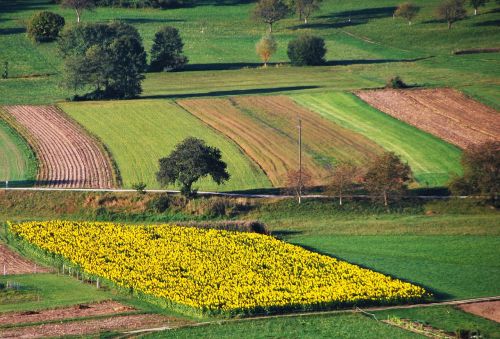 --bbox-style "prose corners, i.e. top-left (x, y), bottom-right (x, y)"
top-left (0, 117), bottom-right (36, 184)
top-left (292, 92), bottom-right (462, 186)
top-left (59, 100), bottom-right (270, 191)
top-left (178, 96), bottom-right (383, 186)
